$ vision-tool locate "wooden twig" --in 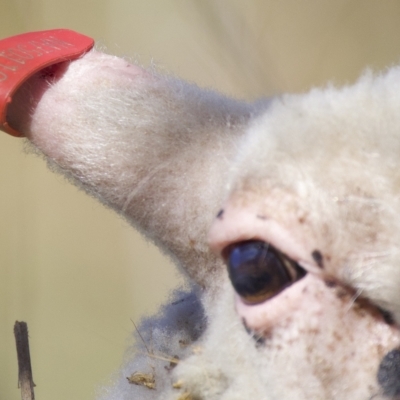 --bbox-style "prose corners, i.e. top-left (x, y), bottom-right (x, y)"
top-left (14, 321), bottom-right (35, 400)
